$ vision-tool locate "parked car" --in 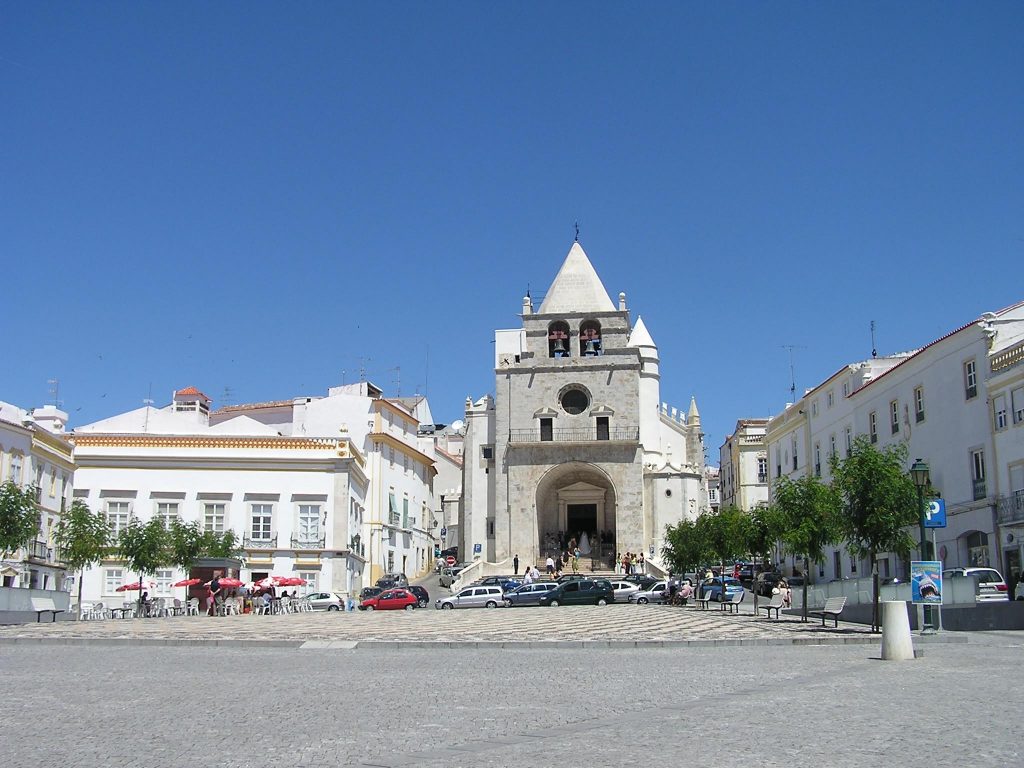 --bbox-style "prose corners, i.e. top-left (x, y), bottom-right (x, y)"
top-left (359, 588), bottom-right (418, 611)
top-left (556, 574), bottom-right (590, 583)
top-left (700, 577), bottom-right (745, 602)
top-left (439, 546), bottom-right (459, 560)
top-left (942, 567), bottom-right (1009, 602)
top-left (359, 586), bottom-right (383, 601)
top-left (1015, 577), bottom-right (1024, 601)
top-left (628, 581), bottom-right (668, 605)
top-left (752, 572), bottom-right (785, 597)
top-left (609, 580), bottom-right (641, 603)
top-left (407, 585), bottom-right (430, 608)
top-left (503, 582), bottom-right (558, 607)
top-left (306, 592), bottom-right (345, 611)
top-left (376, 573), bottom-right (409, 589)
top-left (473, 575), bottom-right (521, 591)
top-left (435, 586), bottom-right (504, 609)
top-left (439, 564), bottom-right (469, 588)
top-left (622, 574), bottom-right (659, 591)
top-left (538, 579), bottom-right (614, 607)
